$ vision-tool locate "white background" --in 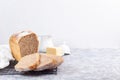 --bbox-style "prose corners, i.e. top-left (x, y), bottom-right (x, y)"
top-left (0, 0), bottom-right (120, 48)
